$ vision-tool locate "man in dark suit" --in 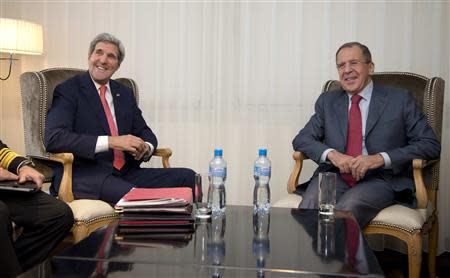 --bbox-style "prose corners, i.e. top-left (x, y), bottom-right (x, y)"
top-left (0, 140), bottom-right (73, 277)
top-left (292, 42), bottom-right (440, 227)
top-left (45, 33), bottom-right (195, 204)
